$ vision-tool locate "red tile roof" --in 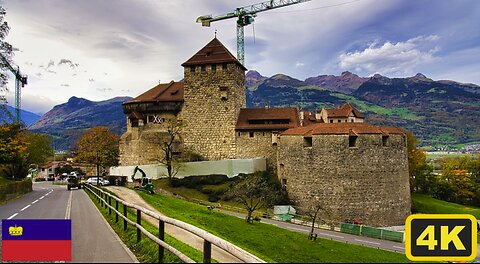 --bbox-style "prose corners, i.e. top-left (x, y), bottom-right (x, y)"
top-left (236, 108), bottom-right (301, 130)
top-left (319, 103), bottom-right (365, 118)
top-left (281, 122), bottom-right (405, 136)
top-left (124, 81), bottom-right (184, 104)
top-left (181, 38), bottom-right (246, 70)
